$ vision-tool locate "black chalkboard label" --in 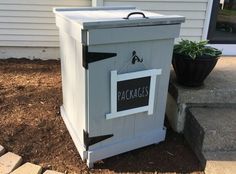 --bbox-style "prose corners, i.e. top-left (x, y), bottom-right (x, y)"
top-left (117, 77), bottom-right (151, 111)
